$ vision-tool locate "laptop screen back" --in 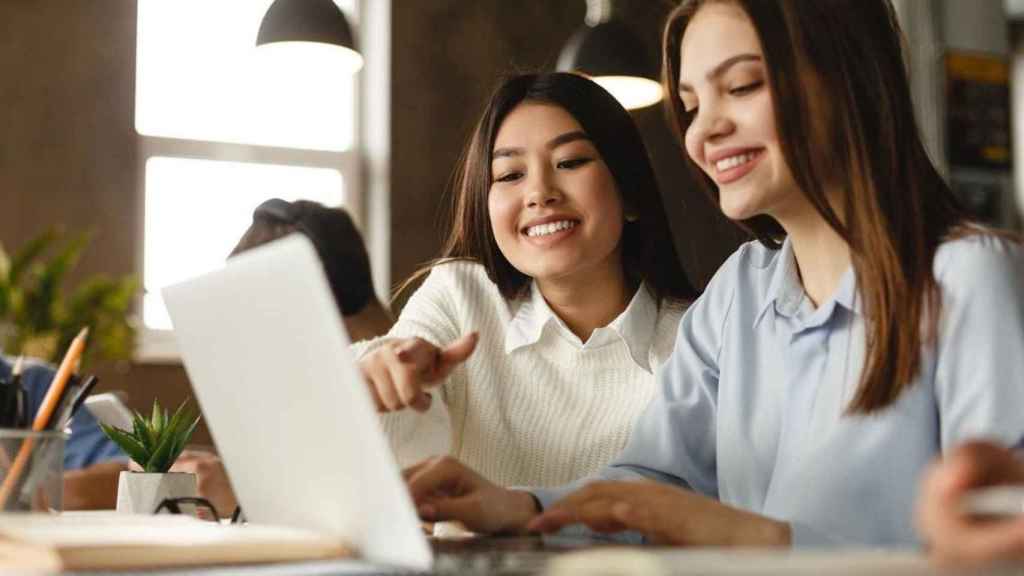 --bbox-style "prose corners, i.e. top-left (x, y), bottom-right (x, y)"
top-left (162, 234), bottom-right (432, 569)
